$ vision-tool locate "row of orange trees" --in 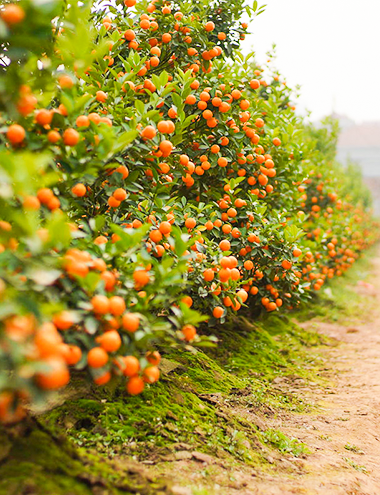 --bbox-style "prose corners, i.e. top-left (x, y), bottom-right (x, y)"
top-left (0, 0), bottom-right (377, 423)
